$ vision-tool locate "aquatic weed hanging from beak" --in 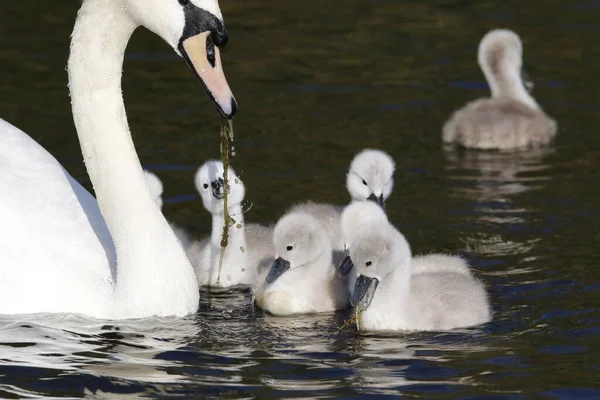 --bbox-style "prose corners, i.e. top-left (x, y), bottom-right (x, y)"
top-left (216, 117), bottom-right (235, 285)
